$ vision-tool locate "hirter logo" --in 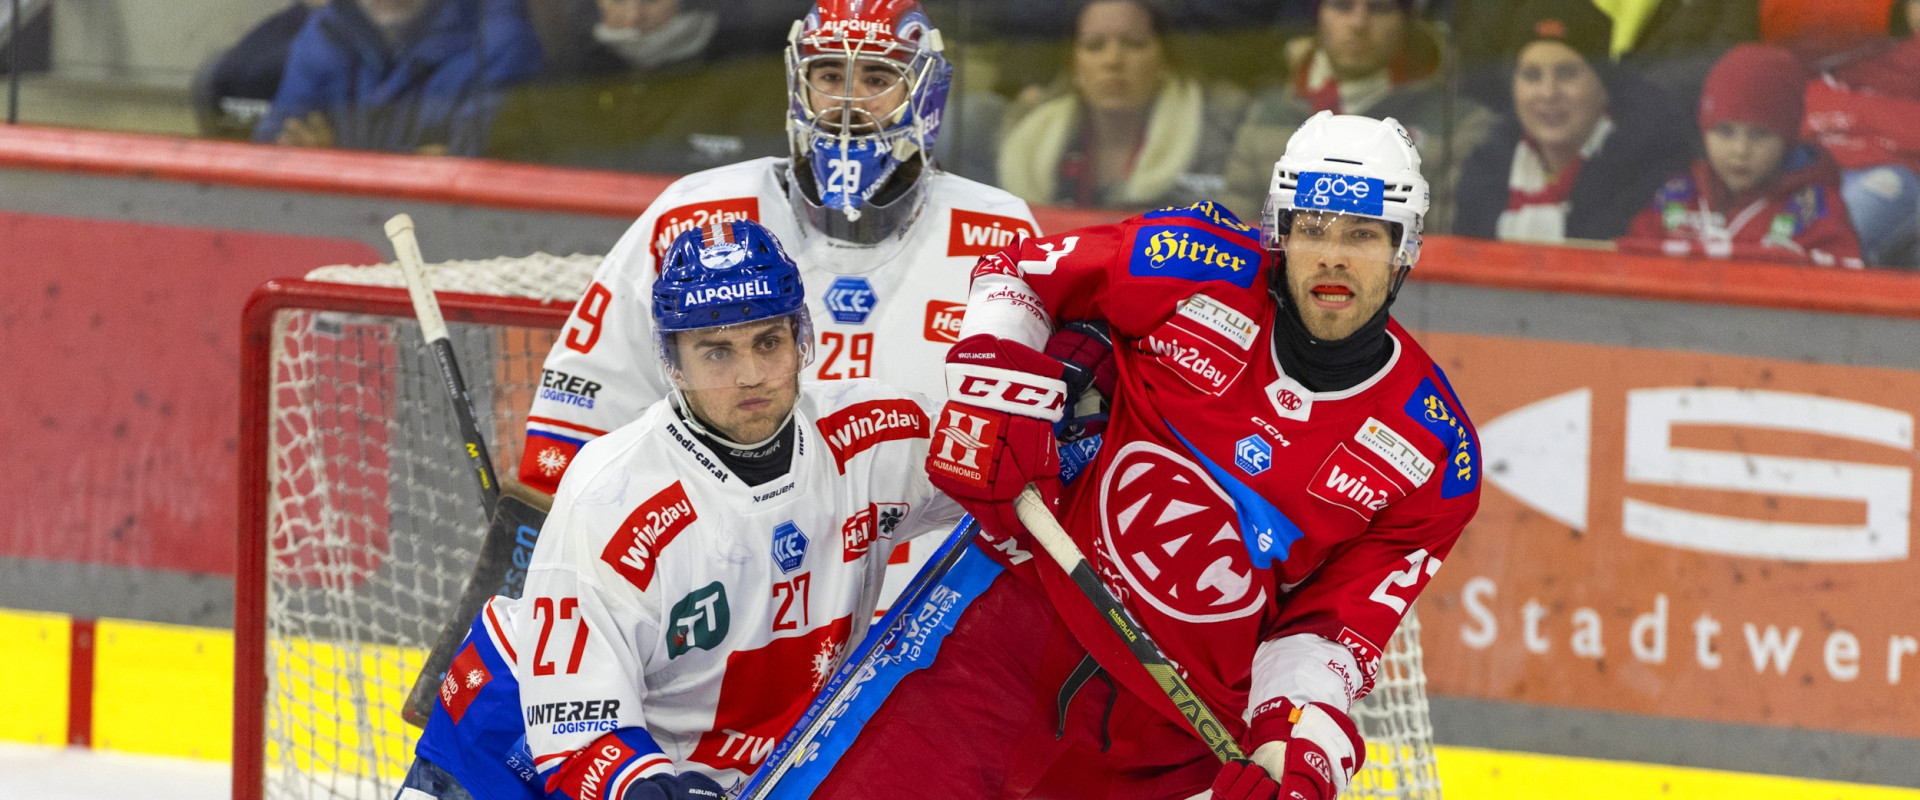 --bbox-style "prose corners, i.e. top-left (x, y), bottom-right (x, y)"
top-left (924, 301), bottom-right (965, 343)
top-left (817, 399), bottom-right (931, 473)
top-left (1308, 445), bottom-right (1405, 521)
top-left (438, 642), bottom-right (491, 724)
top-left (948, 209), bottom-right (1036, 257)
top-left (1097, 440), bottom-right (1268, 622)
top-left (649, 198), bottom-right (760, 263)
top-left (928, 408), bottom-right (998, 489)
top-left (600, 482), bottom-right (698, 590)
